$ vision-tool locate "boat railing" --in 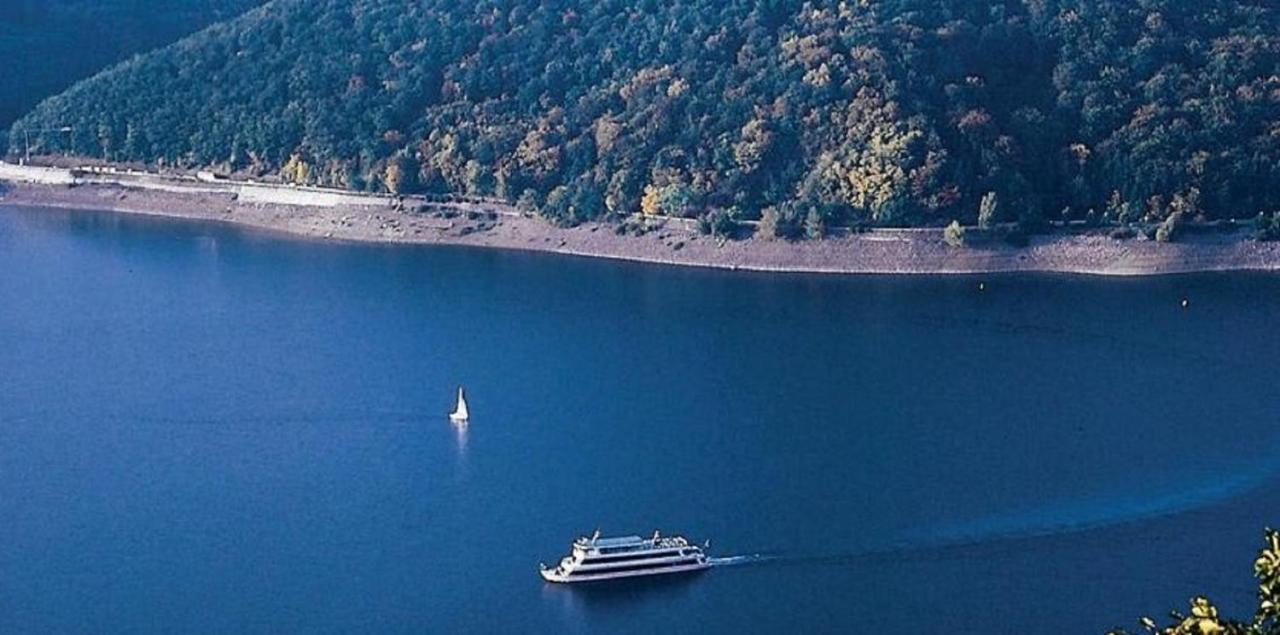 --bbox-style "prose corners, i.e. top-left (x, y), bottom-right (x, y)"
top-left (573, 533), bottom-right (697, 551)
top-left (655, 536), bottom-right (690, 548)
